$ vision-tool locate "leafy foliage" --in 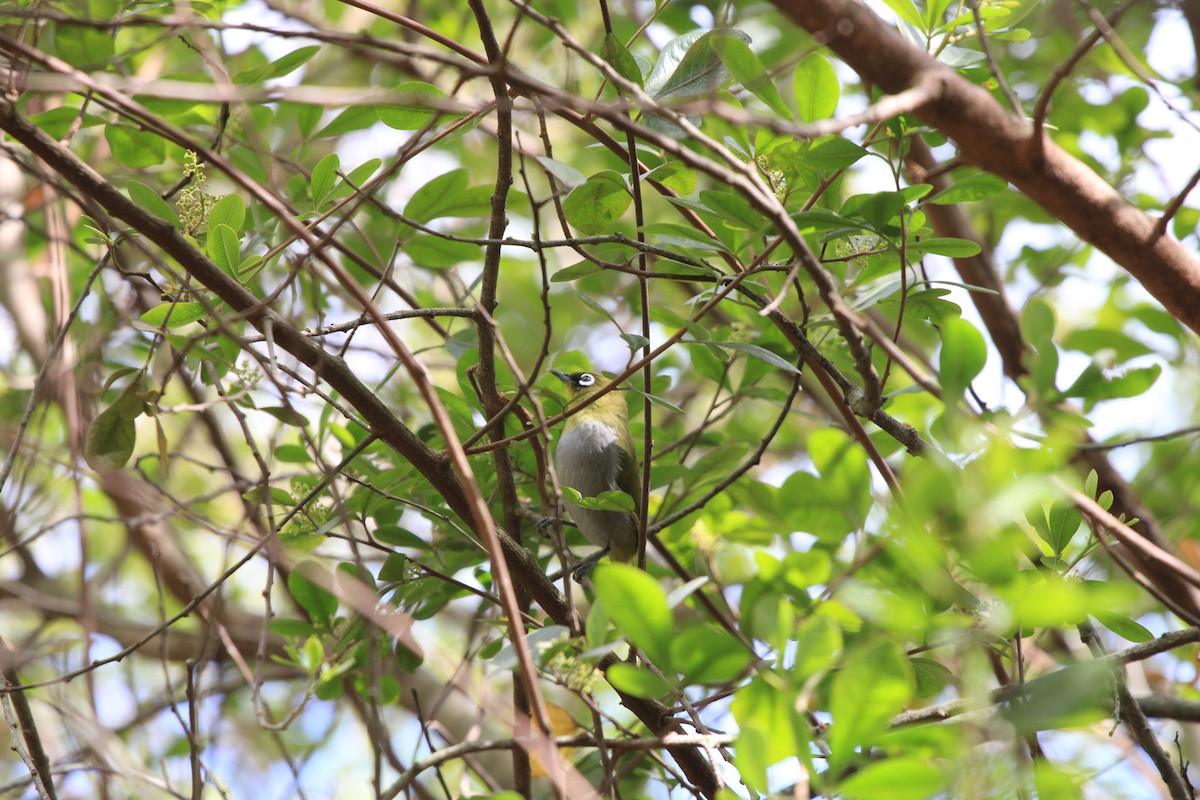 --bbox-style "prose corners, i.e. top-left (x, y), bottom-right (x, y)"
top-left (1, 0), bottom-right (1198, 798)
